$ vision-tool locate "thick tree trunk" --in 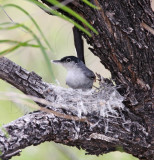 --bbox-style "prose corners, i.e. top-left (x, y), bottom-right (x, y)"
top-left (42, 0), bottom-right (154, 158)
top-left (0, 0), bottom-right (153, 160)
